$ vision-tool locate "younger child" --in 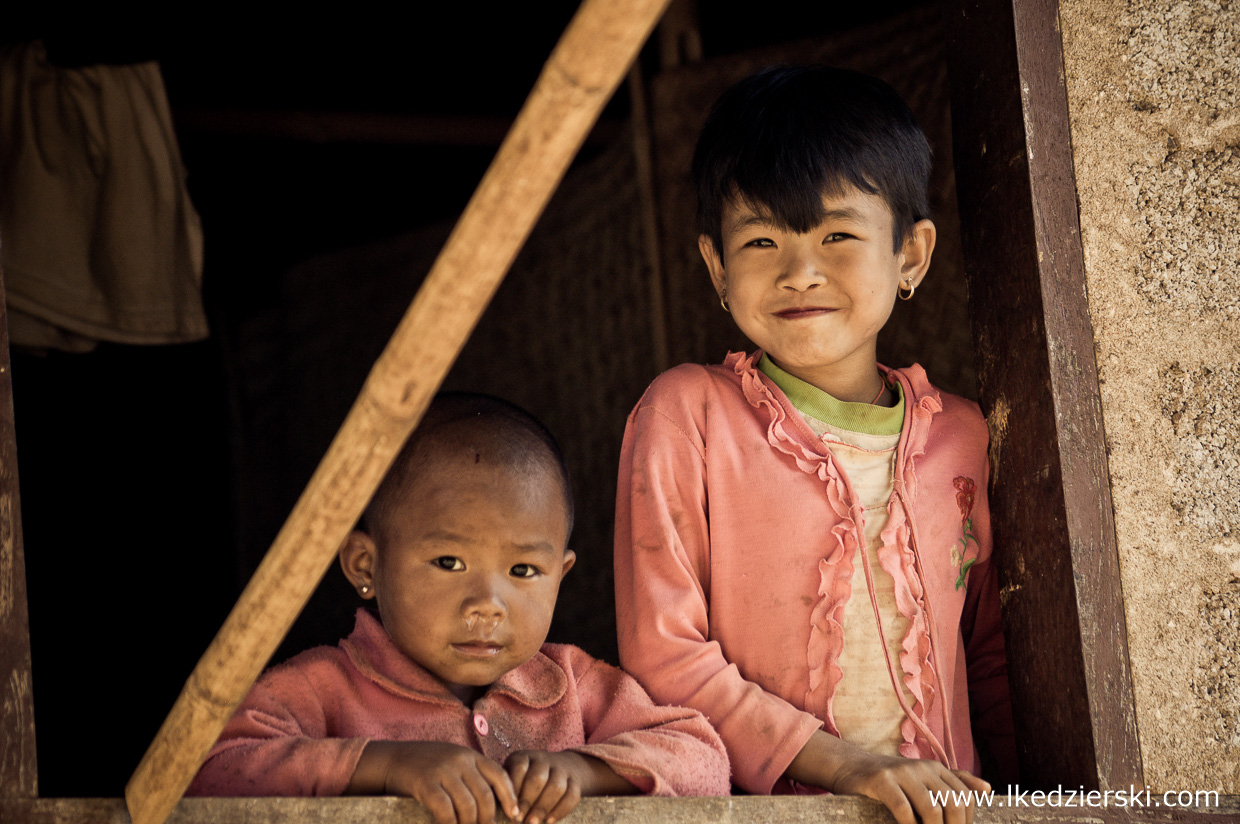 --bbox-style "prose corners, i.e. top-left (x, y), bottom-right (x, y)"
top-left (190, 393), bottom-right (730, 824)
top-left (614, 66), bottom-right (1014, 824)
